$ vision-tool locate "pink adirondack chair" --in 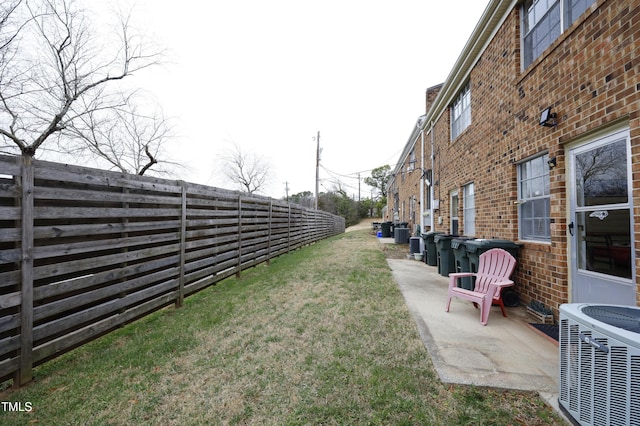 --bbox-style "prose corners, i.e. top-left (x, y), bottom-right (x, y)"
top-left (445, 248), bottom-right (516, 325)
